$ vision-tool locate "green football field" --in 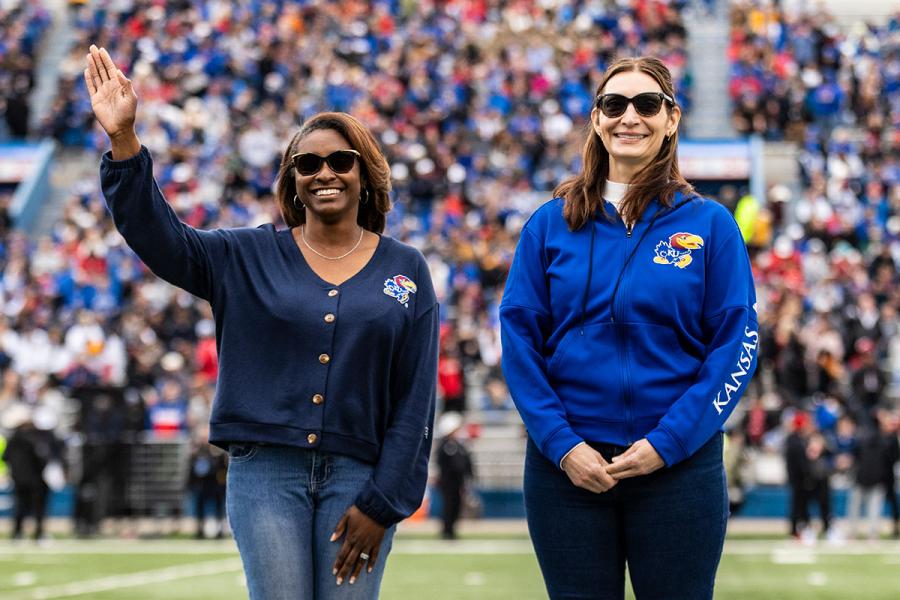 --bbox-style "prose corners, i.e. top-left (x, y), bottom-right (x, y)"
top-left (0, 536), bottom-right (898, 599)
